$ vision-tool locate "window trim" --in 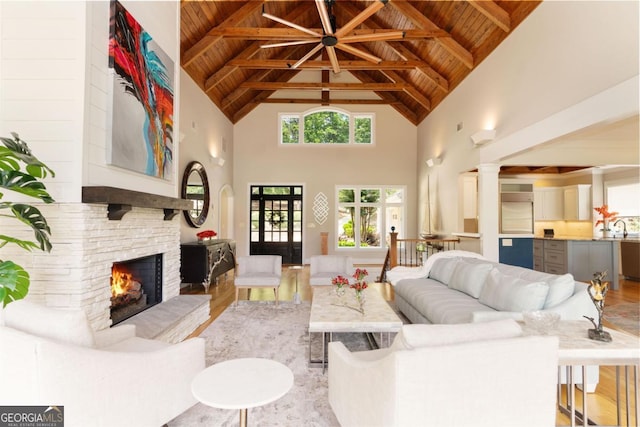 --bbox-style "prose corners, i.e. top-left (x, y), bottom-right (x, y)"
top-left (278, 107), bottom-right (375, 145)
